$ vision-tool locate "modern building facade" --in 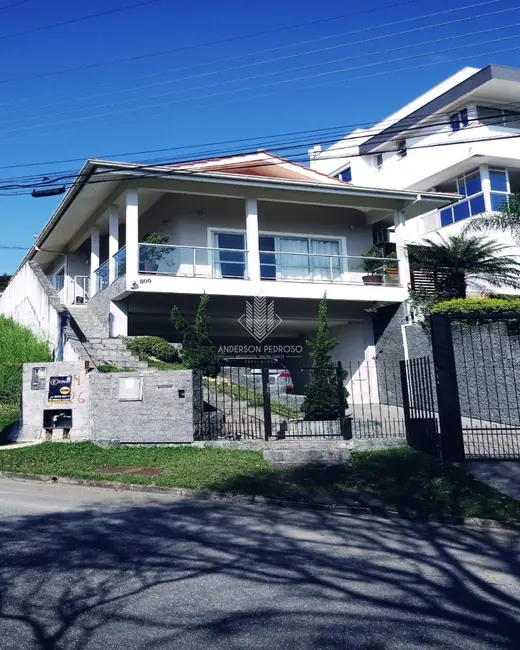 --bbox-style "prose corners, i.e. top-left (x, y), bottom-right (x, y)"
top-left (0, 151), bottom-right (454, 394)
top-left (309, 65), bottom-right (520, 274)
